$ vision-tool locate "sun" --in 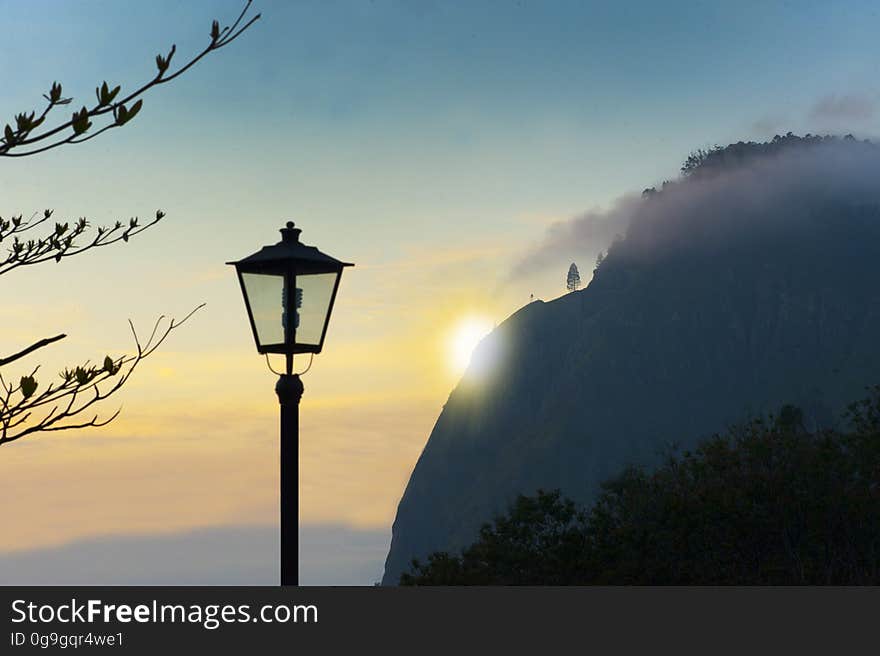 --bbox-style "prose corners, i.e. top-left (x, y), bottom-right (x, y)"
top-left (447, 316), bottom-right (496, 376)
